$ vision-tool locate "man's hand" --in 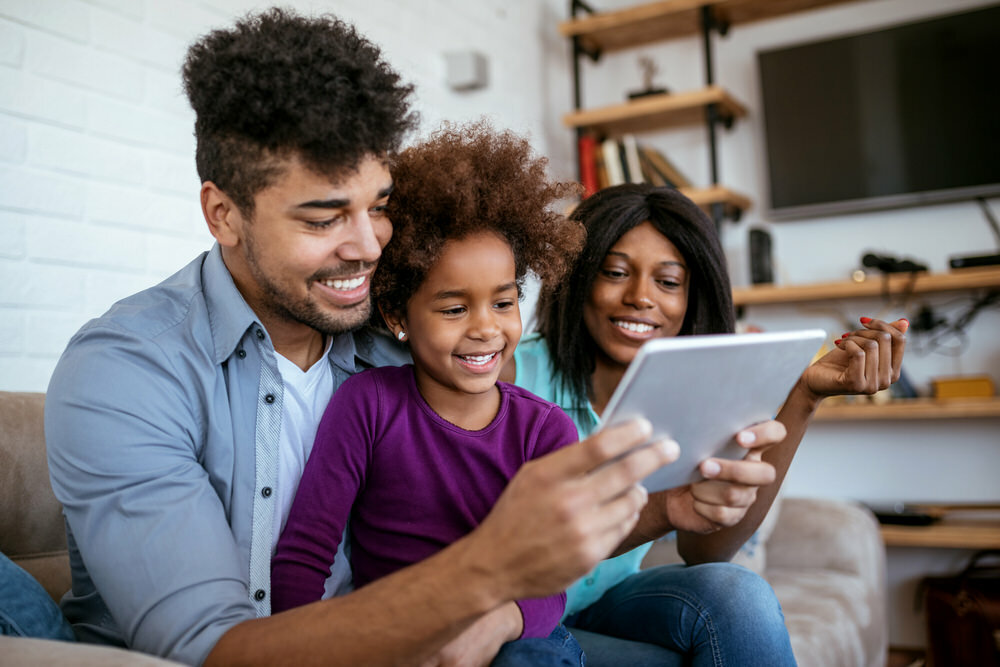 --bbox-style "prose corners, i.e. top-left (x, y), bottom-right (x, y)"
top-left (463, 418), bottom-right (679, 601)
top-left (419, 602), bottom-right (522, 667)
